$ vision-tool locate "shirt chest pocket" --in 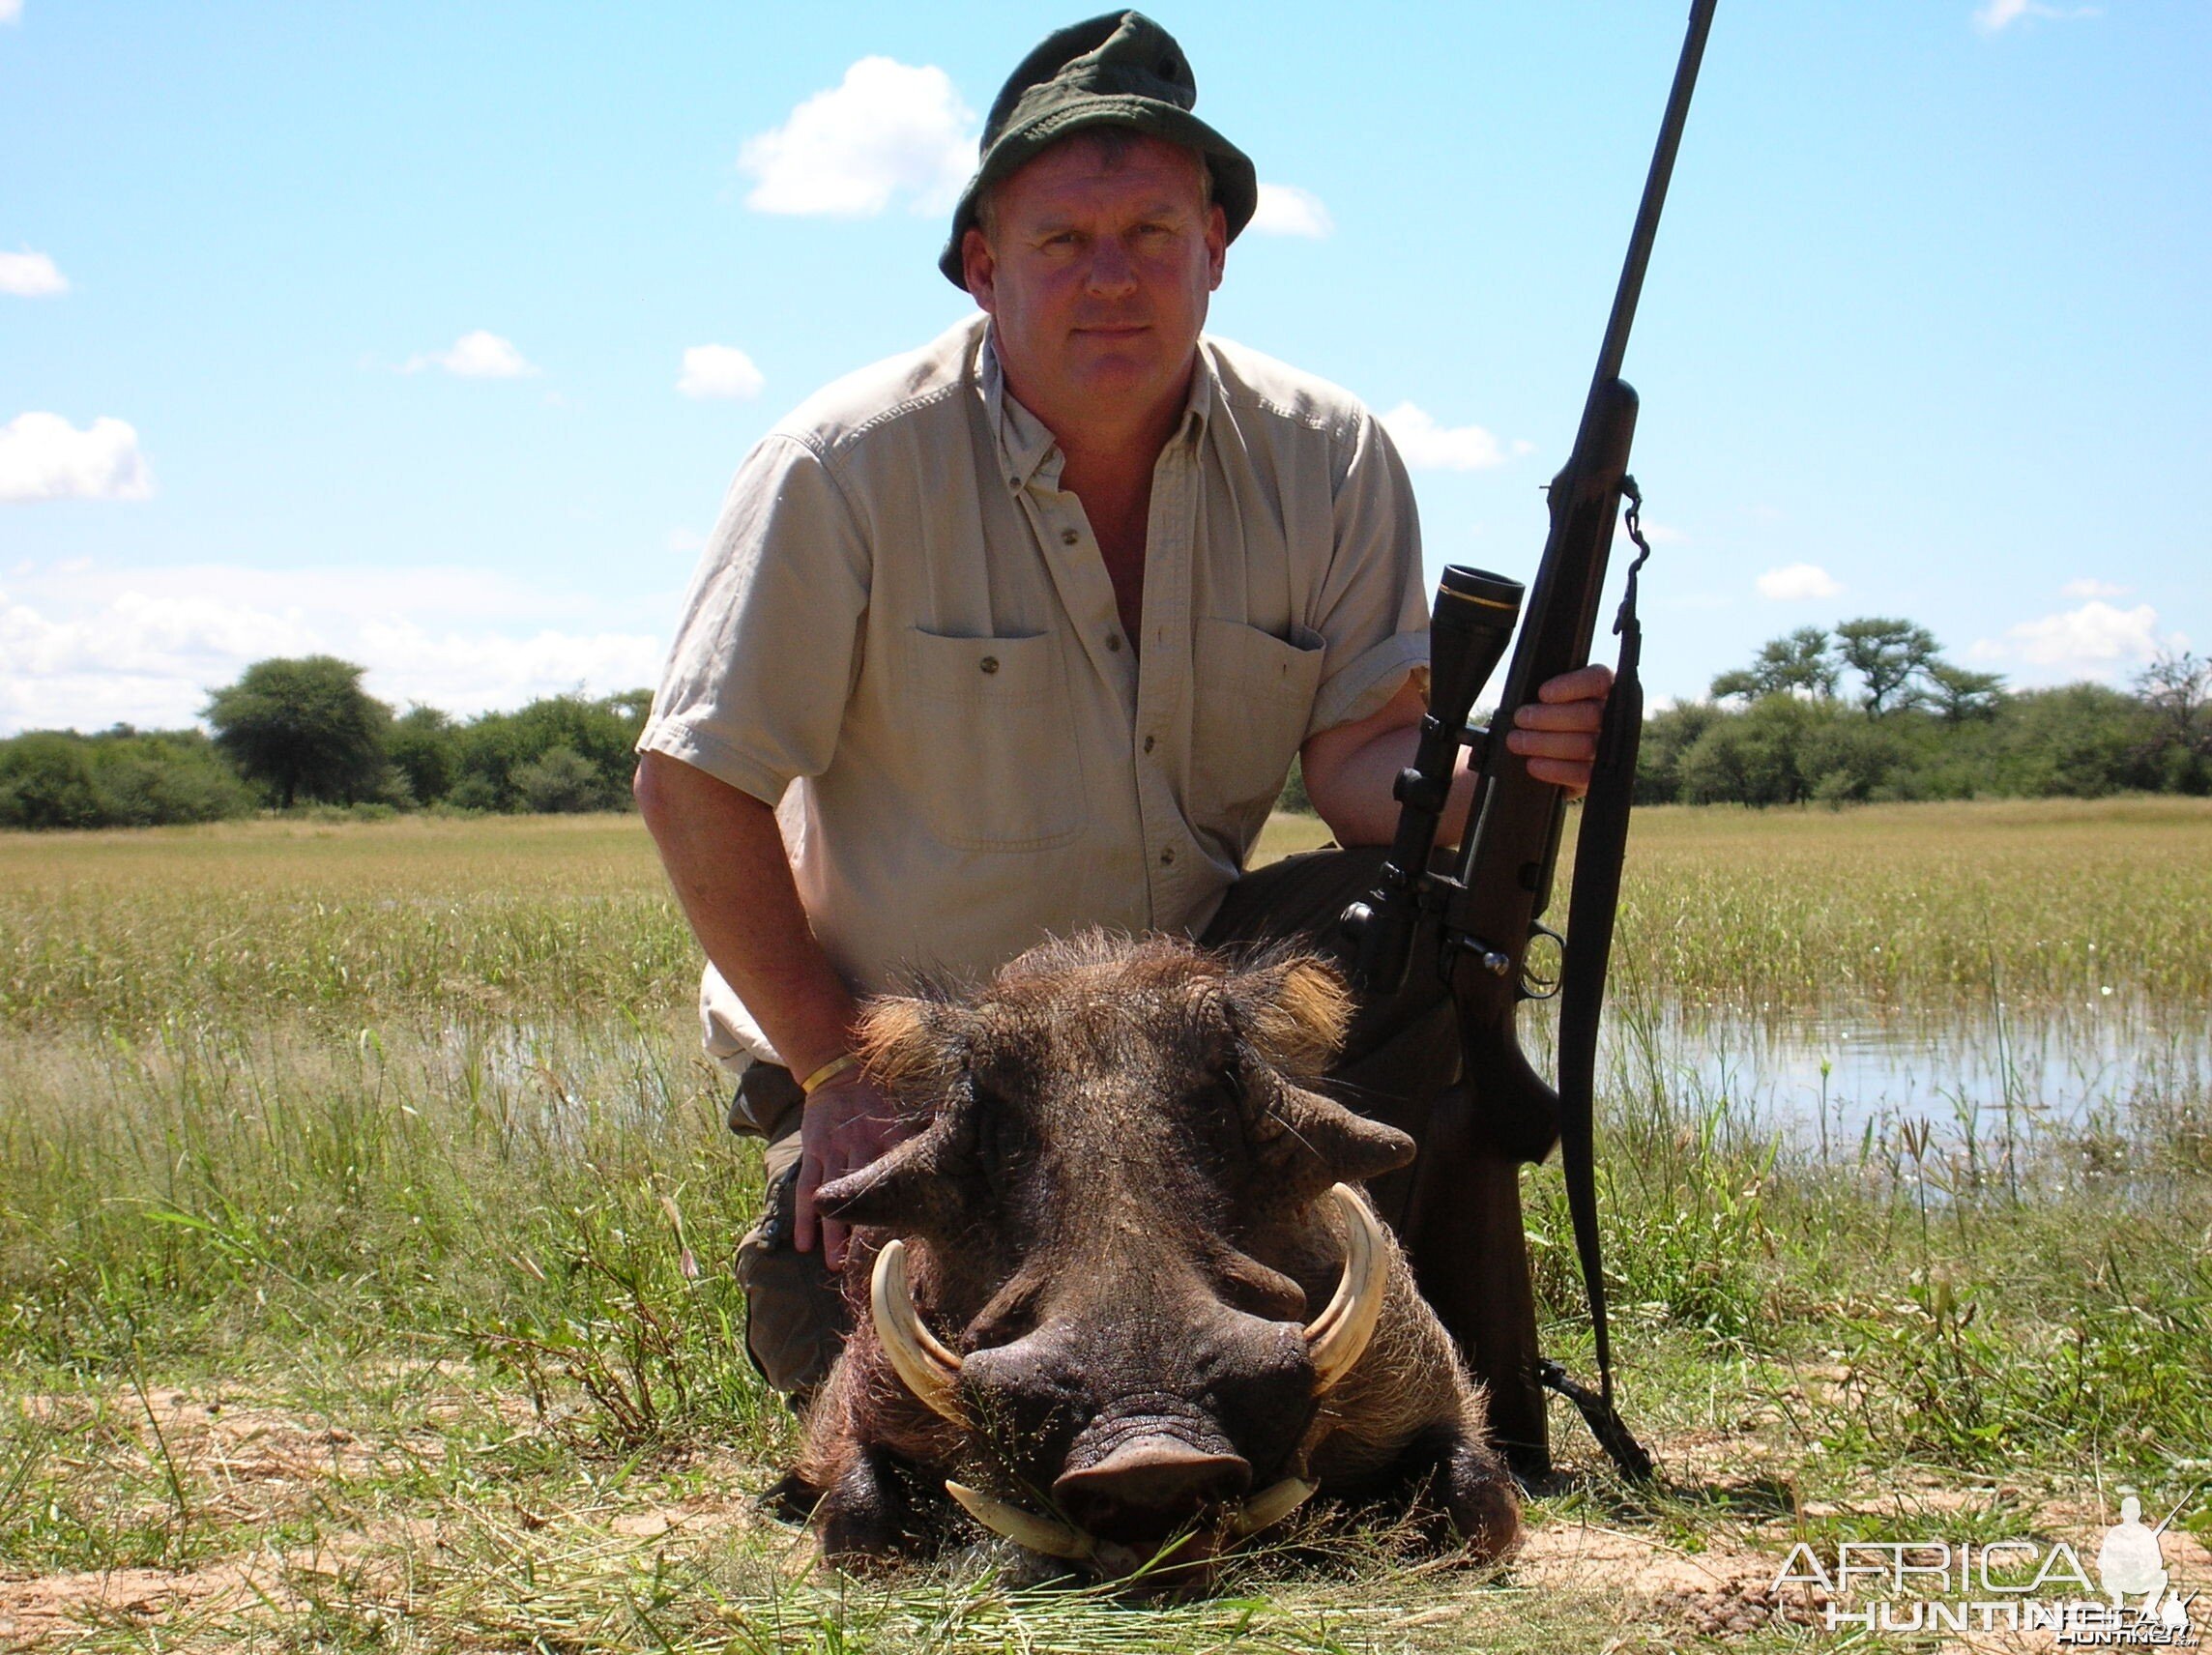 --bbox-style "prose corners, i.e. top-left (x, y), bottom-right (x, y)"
top-left (896, 627), bottom-right (1087, 852)
top-left (1191, 618), bottom-right (1328, 824)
